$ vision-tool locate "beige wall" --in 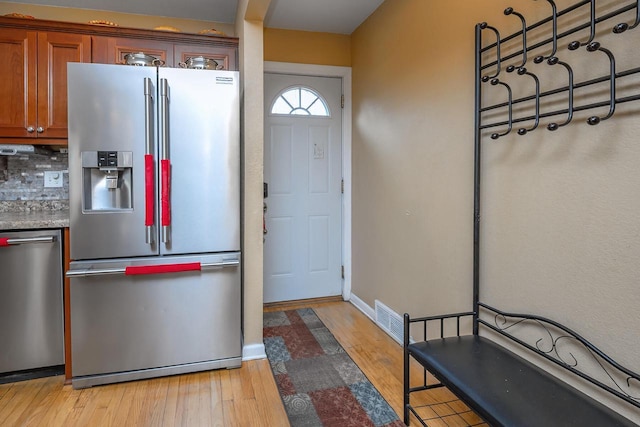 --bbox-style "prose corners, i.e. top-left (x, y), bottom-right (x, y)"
top-left (351, 0), bottom-right (476, 316)
top-left (235, 0), bottom-right (269, 355)
top-left (264, 28), bottom-right (350, 66)
top-left (0, 2), bottom-right (234, 35)
top-left (352, 0), bottom-right (640, 420)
